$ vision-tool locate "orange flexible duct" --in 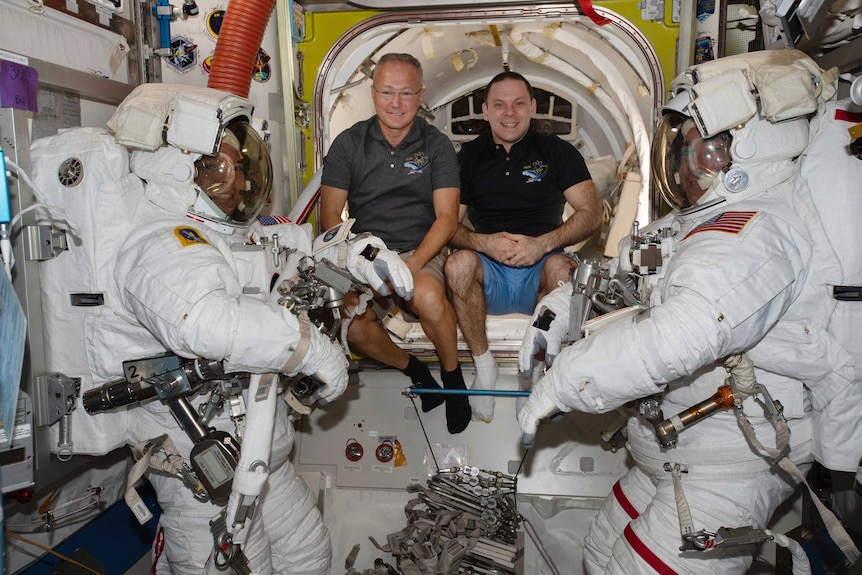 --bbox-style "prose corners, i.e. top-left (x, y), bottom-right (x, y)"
top-left (207, 0), bottom-right (277, 98)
